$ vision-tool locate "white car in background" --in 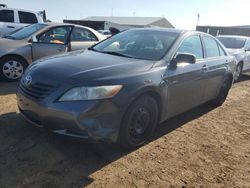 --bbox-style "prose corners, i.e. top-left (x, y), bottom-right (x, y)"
top-left (217, 35), bottom-right (250, 81)
top-left (98, 30), bottom-right (112, 38)
top-left (0, 5), bottom-right (44, 36)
